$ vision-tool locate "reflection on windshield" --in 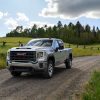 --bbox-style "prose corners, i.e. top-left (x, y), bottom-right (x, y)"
top-left (26, 40), bottom-right (53, 47)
